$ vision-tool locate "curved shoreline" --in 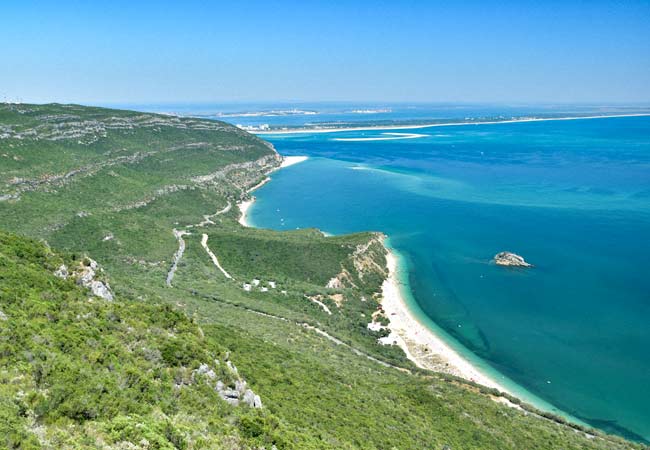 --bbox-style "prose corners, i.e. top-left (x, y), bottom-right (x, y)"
top-left (254, 113), bottom-right (650, 135)
top-left (380, 243), bottom-right (511, 393)
top-left (237, 152), bottom-right (586, 424)
top-left (237, 156), bottom-right (514, 393)
top-left (381, 240), bottom-right (592, 426)
top-left (238, 155), bottom-right (309, 227)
